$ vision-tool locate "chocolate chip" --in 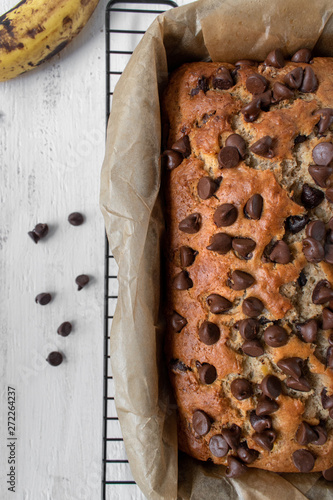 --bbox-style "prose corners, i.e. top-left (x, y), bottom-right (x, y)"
top-left (239, 318), bottom-right (259, 340)
top-left (327, 346), bottom-right (333, 369)
top-left (312, 280), bottom-right (333, 304)
top-left (272, 82), bottom-right (294, 102)
top-left (297, 270), bottom-right (307, 287)
top-left (257, 89), bottom-right (273, 109)
top-left (285, 215), bottom-right (310, 234)
top-left (292, 449), bottom-right (315, 473)
top-left (260, 375), bottom-right (282, 399)
top-left (326, 243), bottom-right (333, 264)
top-left (225, 134), bottom-right (246, 158)
top-left (197, 177), bottom-right (219, 199)
top-left (242, 340), bottom-right (264, 357)
top-left (252, 430), bottom-right (277, 451)
top-left (206, 294), bottom-right (232, 314)
top-left (35, 292), bottom-right (52, 305)
top-left (180, 246), bottom-right (197, 267)
top-left (218, 146), bottom-right (240, 169)
top-left (237, 442), bottom-right (259, 464)
top-left (192, 410), bottom-right (211, 436)
top-left (264, 325), bottom-right (288, 347)
top-left (191, 77), bottom-right (209, 95)
top-left (322, 308), bottom-right (333, 330)
top-left (198, 321), bottom-right (220, 345)
top-left (225, 456), bottom-right (248, 478)
top-left (242, 297), bottom-right (264, 318)
top-left (321, 388), bottom-right (333, 410)
top-left (232, 238), bottom-right (256, 259)
top-left (28, 230), bottom-right (39, 244)
top-left (302, 238), bottom-right (325, 263)
top-left (328, 217), bottom-right (333, 231)
top-left (162, 149), bottom-right (183, 170)
top-left (314, 108), bottom-right (333, 135)
top-left (241, 98), bottom-right (261, 122)
top-left (57, 321), bottom-right (72, 337)
top-left (230, 378), bottom-right (252, 400)
top-left (291, 48), bottom-right (312, 63)
top-left (170, 359), bottom-right (188, 372)
top-left (171, 135), bottom-right (191, 157)
top-left (300, 67), bottom-right (318, 93)
top-left (286, 376), bottom-right (311, 392)
top-left (217, 146), bottom-right (240, 168)
top-left (256, 396), bottom-right (279, 416)
top-left (301, 183), bottom-right (324, 209)
top-left (250, 136), bottom-right (274, 158)
top-left (327, 241), bottom-right (333, 260)
top-left (277, 357), bottom-right (303, 379)
top-left (323, 466), bottom-right (333, 481)
top-left (265, 48), bottom-right (285, 67)
top-left (269, 240), bottom-right (291, 264)
top-left (197, 363), bottom-right (217, 384)
top-left (325, 238), bottom-right (333, 254)
top-left (323, 235), bottom-right (333, 253)
top-left (179, 213), bottom-right (201, 234)
top-left (329, 333), bottom-right (333, 346)
top-left (235, 60), bottom-right (257, 68)
top-left (46, 351), bottom-right (63, 366)
top-left (170, 311), bottom-right (187, 332)
top-left (206, 233), bottom-right (232, 254)
top-left (296, 422), bottom-right (318, 445)
top-left (306, 220), bottom-right (326, 240)
top-left (222, 424), bottom-right (241, 451)
top-left (312, 142), bottom-right (333, 166)
top-left (68, 212), bottom-right (84, 226)
top-left (198, 76), bottom-right (209, 93)
top-left (312, 424), bottom-right (327, 445)
top-left (326, 187), bottom-right (333, 203)
top-left (325, 240), bottom-right (333, 257)
top-left (75, 274), bottom-right (89, 291)
top-left (244, 194), bottom-right (263, 220)
top-left (173, 271), bottom-right (193, 290)
top-left (294, 134), bottom-right (307, 145)
top-left (284, 67), bottom-right (304, 89)
top-left (209, 434), bottom-right (229, 457)
top-left (228, 270), bottom-right (255, 291)
top-left (214, 204), bottom-right (238, 227)
top-left (250, 411), bottom-right (272, 433)
top-left (296, 319), bottom-right (318, 343)
top-left (28, 223), bottom-right (49, 244)
top-left (246, 74), bottom-right (268, 95)
top-left (212, 66), bottom-right (233, 90)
